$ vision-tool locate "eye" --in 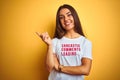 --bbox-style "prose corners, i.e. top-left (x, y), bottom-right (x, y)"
top-left (67, 13), bottom-right (72, 17)
top-left (59, 16), bottom-right (64, 19)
